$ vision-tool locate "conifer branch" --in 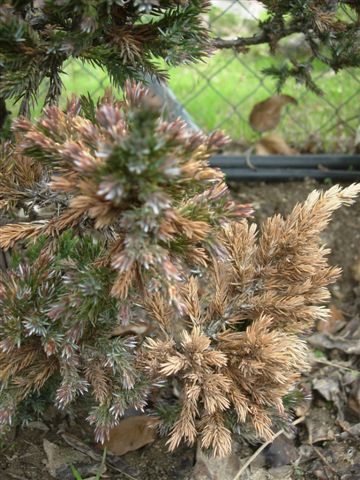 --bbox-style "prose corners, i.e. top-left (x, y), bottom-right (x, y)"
top-left (0, 0), bottom-right (359, 458)
top-left (0, 101), bottom-right (358, 451)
